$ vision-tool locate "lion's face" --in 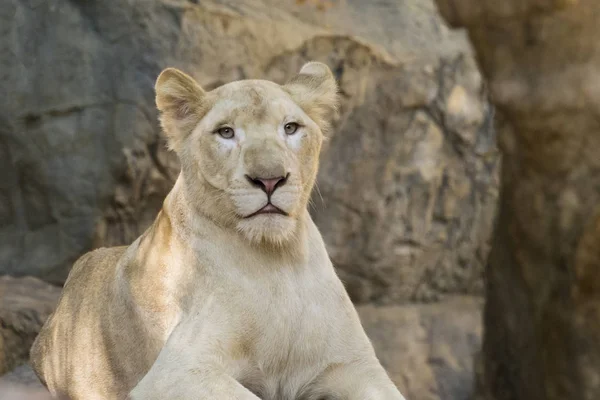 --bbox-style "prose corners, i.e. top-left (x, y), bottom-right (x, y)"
top-left (182, 81), bottom-right (322, 244)
top-left (155, 63), bottom-right (338, 245)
